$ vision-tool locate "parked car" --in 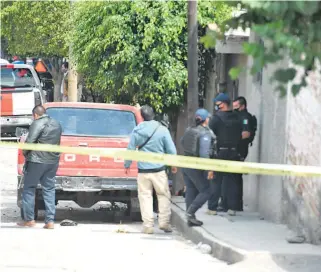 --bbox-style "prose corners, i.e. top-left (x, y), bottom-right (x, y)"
top-left (0, 58), bottom-right (9, 64)
top-left (16, 102), bottom-right (144, 220)
top-left (0, 63), bottom-right (46, 140)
